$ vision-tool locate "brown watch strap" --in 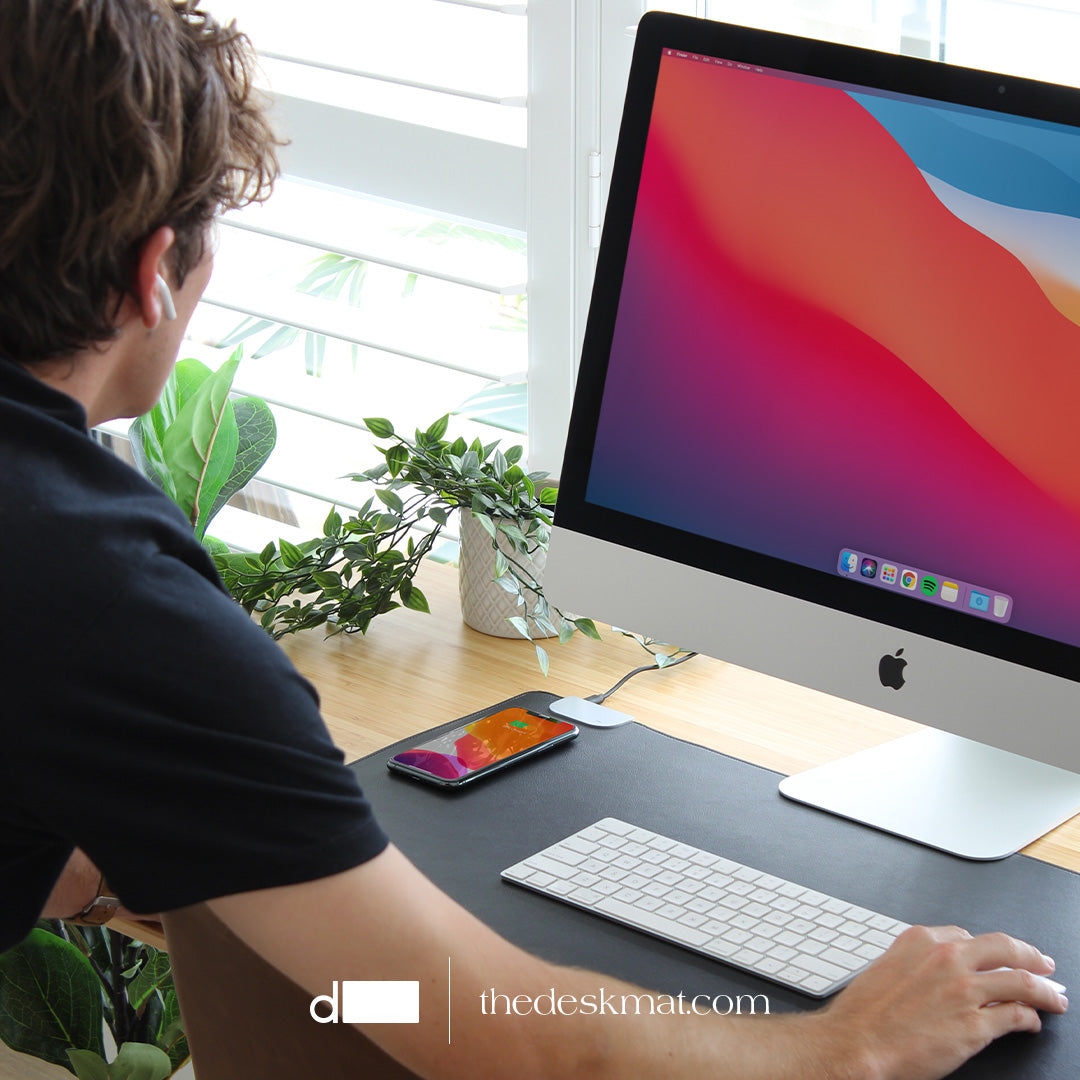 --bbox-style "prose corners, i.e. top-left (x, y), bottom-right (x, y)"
top-left (68, 876), bottom-right (121, 926)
